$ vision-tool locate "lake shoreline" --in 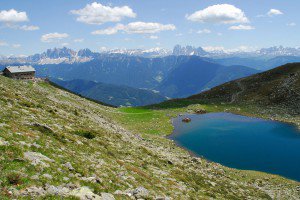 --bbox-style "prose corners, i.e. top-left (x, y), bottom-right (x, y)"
top-left (167, 112), bottom-right (300, 183)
